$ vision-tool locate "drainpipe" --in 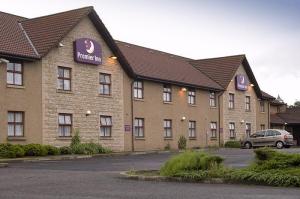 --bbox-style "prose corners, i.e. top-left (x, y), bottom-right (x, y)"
top-left (218, 91), bottom-right (224, 147)
top-left (131, 80), bottom-right (135, 152)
